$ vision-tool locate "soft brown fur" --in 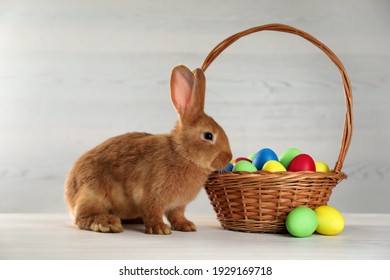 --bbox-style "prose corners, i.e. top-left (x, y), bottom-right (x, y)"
top-left (65, 65), bottom-right (232, 234)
